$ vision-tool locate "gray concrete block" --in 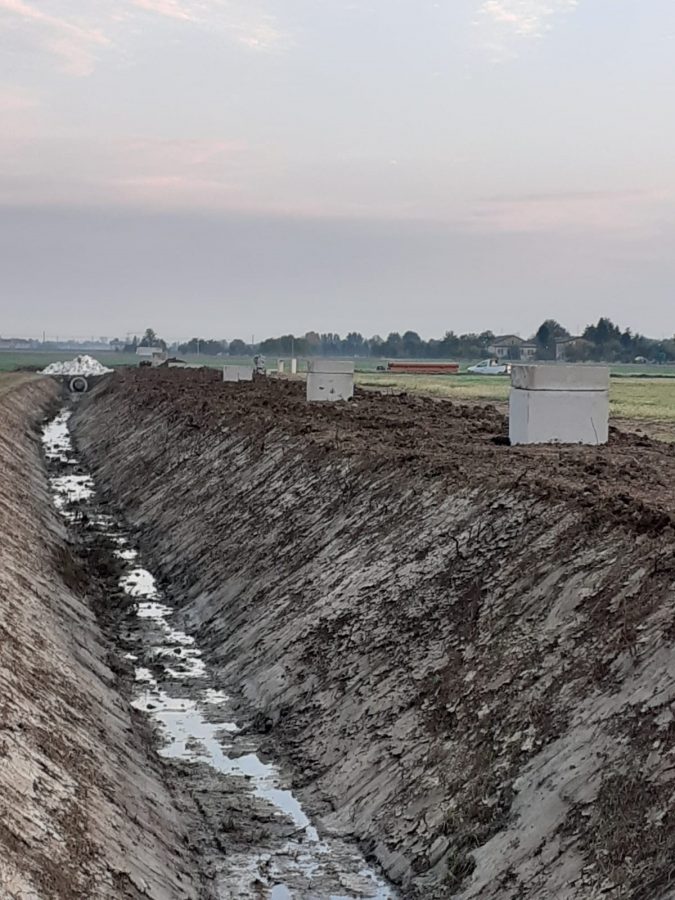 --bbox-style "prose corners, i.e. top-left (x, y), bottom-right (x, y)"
top-left (509, 388), bottom-right (609, 445)
top-left (511, 365), bottom-right (609, 392)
